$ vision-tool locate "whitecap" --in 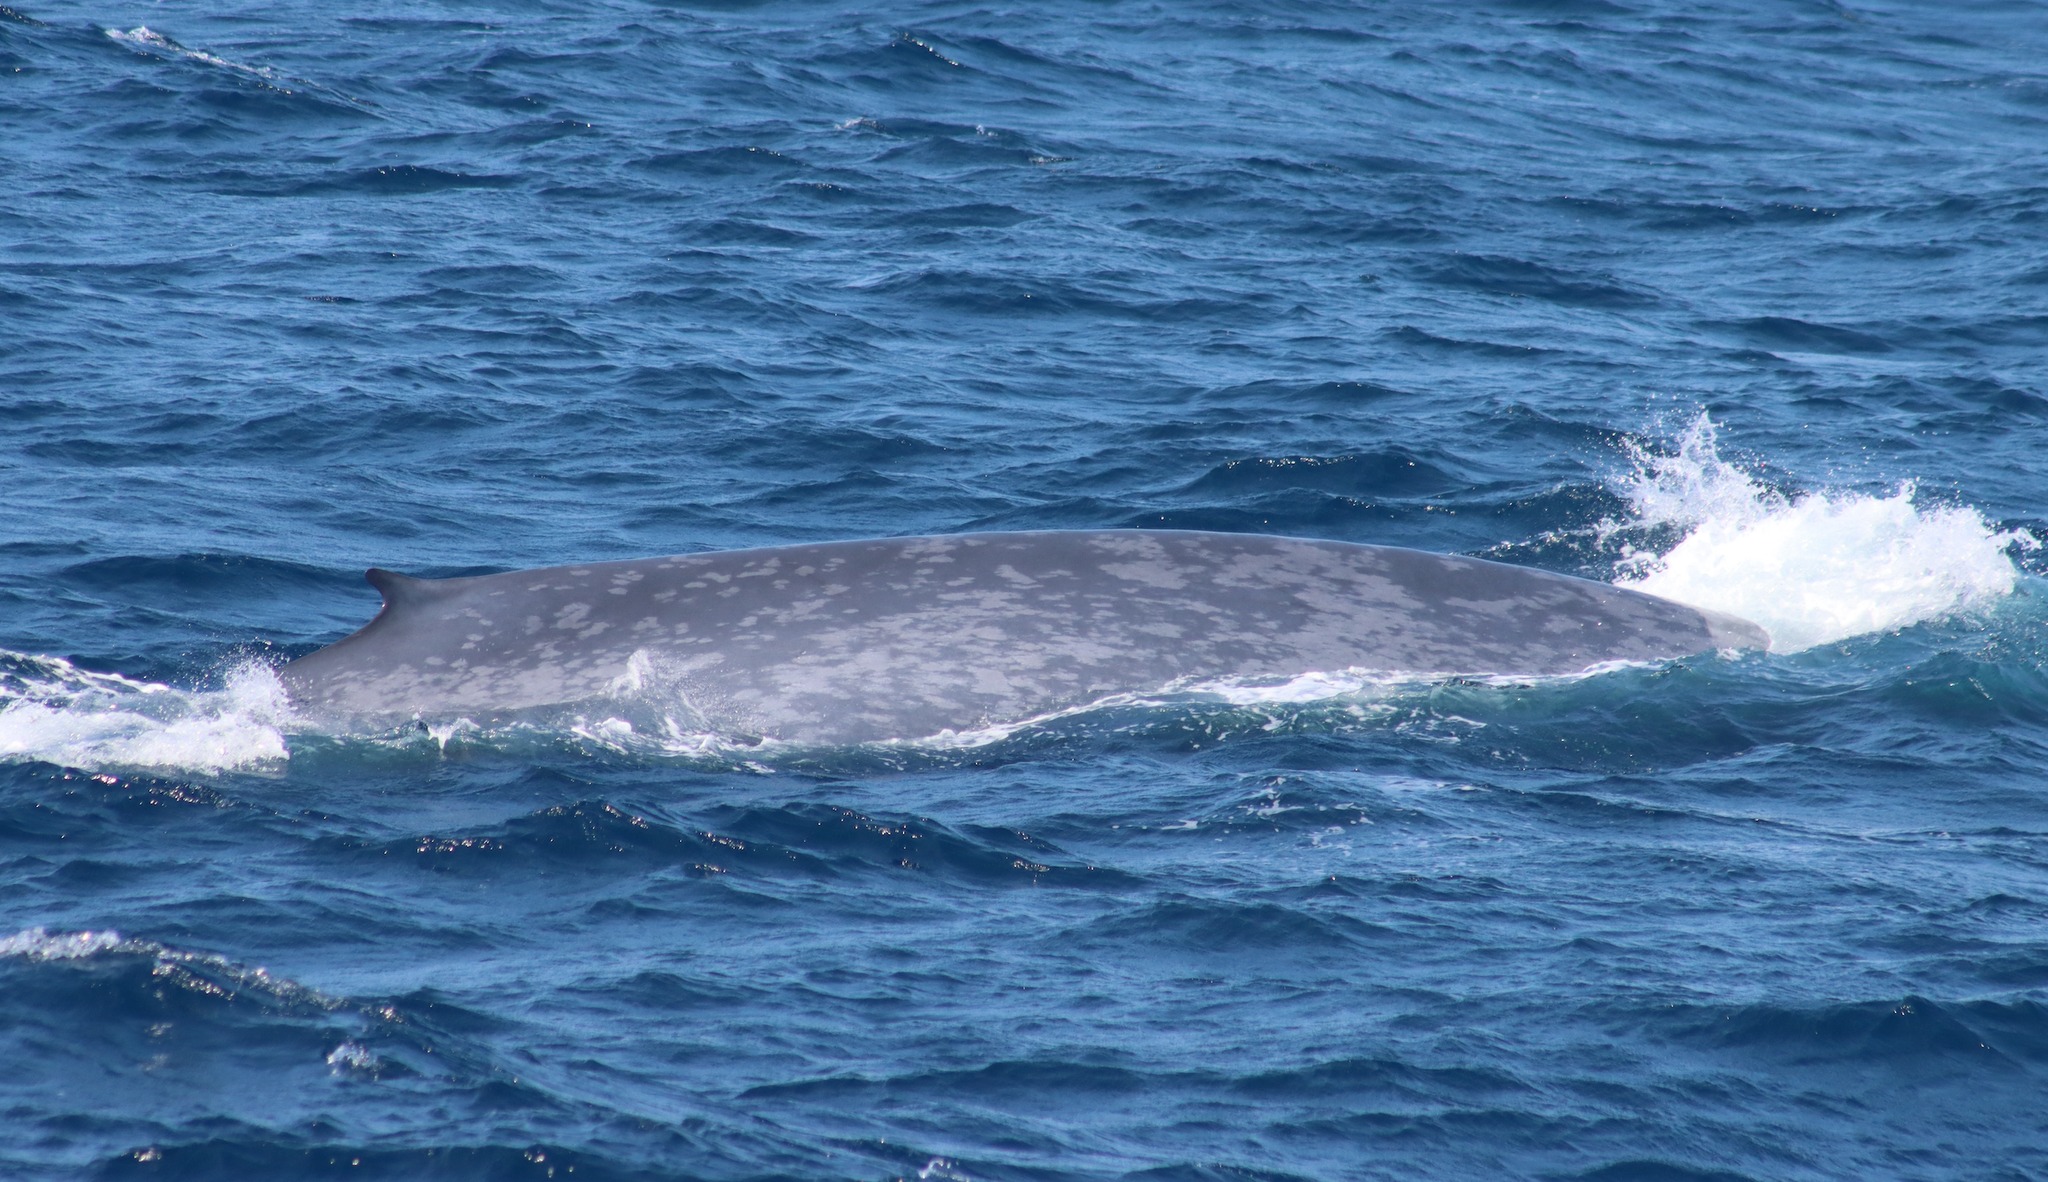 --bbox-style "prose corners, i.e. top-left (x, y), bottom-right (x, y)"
top-left (0, 927), bottom-right (125, 961)
top-left (325, 1041), bottom-right (380, 1072)
top-left (106, 26), bottom-right (278, 80)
